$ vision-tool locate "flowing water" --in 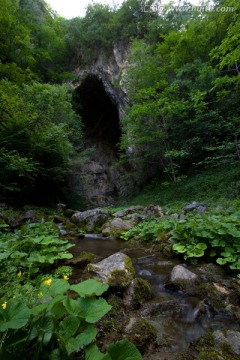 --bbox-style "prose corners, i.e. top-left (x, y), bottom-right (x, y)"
top-left (70, 235), bottom-right (239, 359)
